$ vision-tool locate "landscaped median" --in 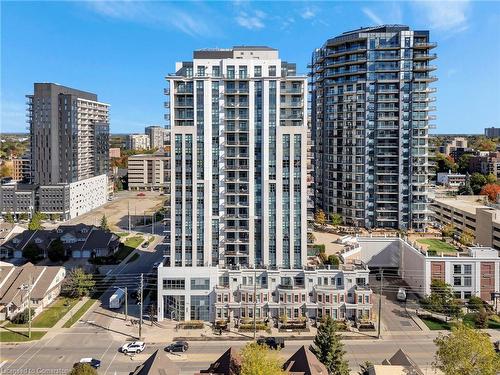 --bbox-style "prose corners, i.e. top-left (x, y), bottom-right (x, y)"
top-left (62, 298), bottom-right (98, 328)
top-left (0, 330), bottom-right (47, 342)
